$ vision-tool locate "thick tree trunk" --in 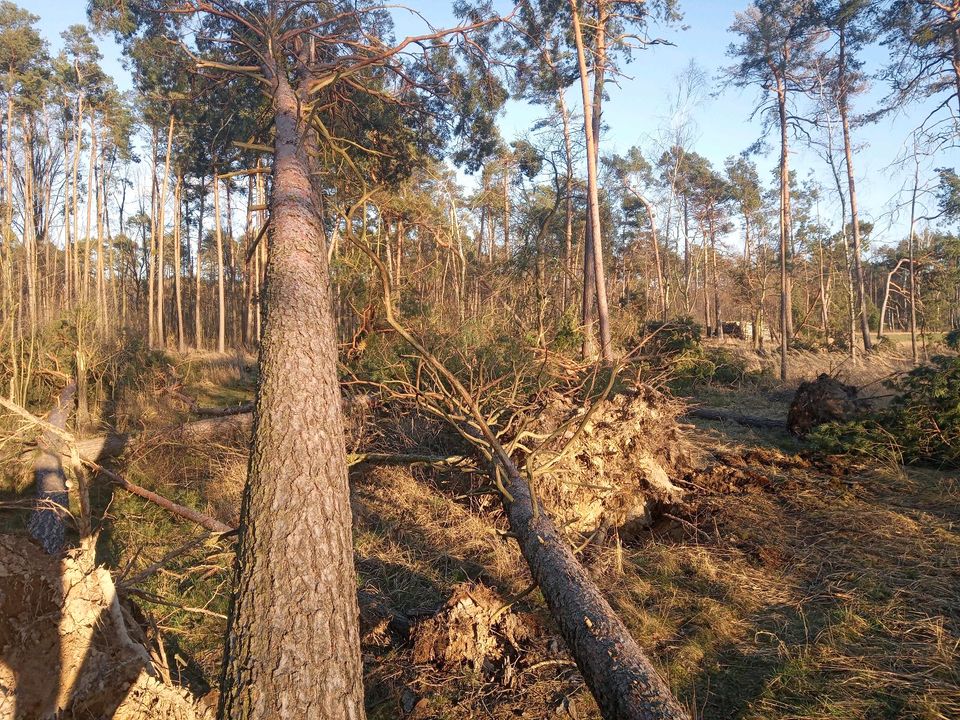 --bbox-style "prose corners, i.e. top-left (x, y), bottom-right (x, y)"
top-left (218, 68), bottom-right (365, 719)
